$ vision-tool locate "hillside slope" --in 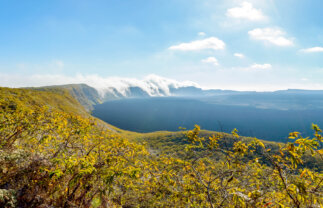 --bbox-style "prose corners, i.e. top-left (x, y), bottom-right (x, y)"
top-left (0, 86), bottom-right (322, 207)
top-left (1, 87), bottom-right (89, 115)
top-left (29, 84), bottom-right (102, 111)
top-left (0, 87), bottom-right (150, 207)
